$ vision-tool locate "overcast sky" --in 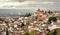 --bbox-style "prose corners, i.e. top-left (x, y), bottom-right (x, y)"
top-left (0, 0), bottom-right (60, 11)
